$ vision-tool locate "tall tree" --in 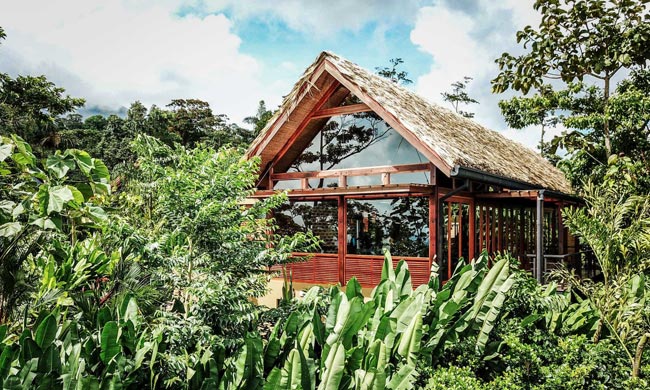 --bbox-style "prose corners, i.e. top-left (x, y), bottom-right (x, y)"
top-left (441, 76), bottom-right (479, 118)
top-left (493, 0), bottom-right (650, 191)
top-left (492, 0), bottom-right (650, 156)
top-left (244, 100), bottom-right (274, 137)
top-left (0, 27), bottom-right (85, 151)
